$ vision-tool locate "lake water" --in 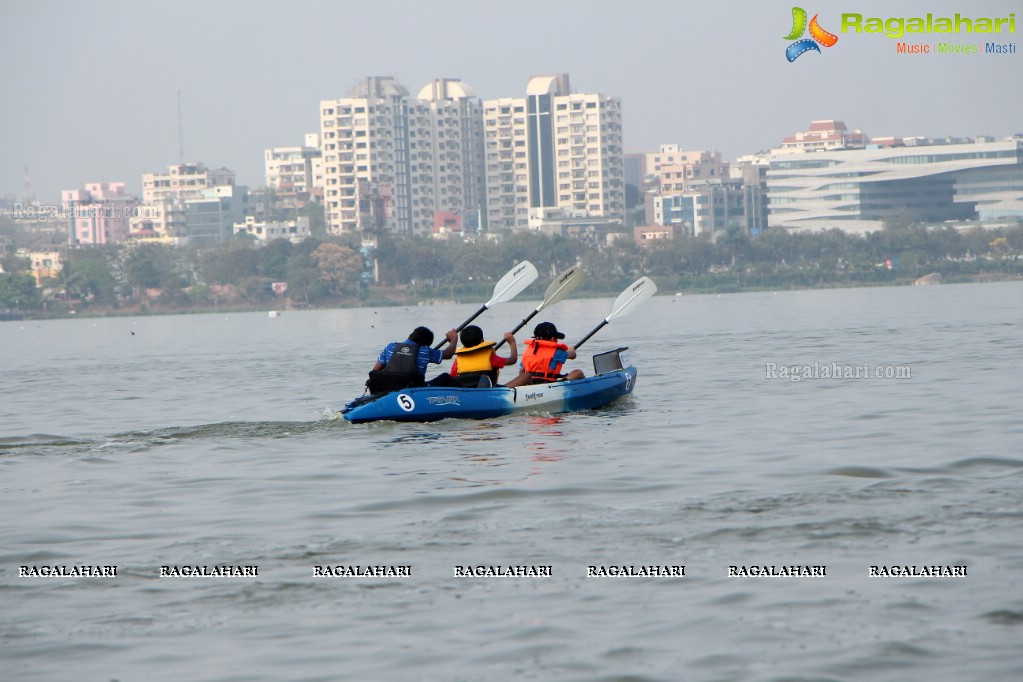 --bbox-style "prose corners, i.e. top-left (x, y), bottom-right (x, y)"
top-left (1, 282), bottom-right (1021, 681)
